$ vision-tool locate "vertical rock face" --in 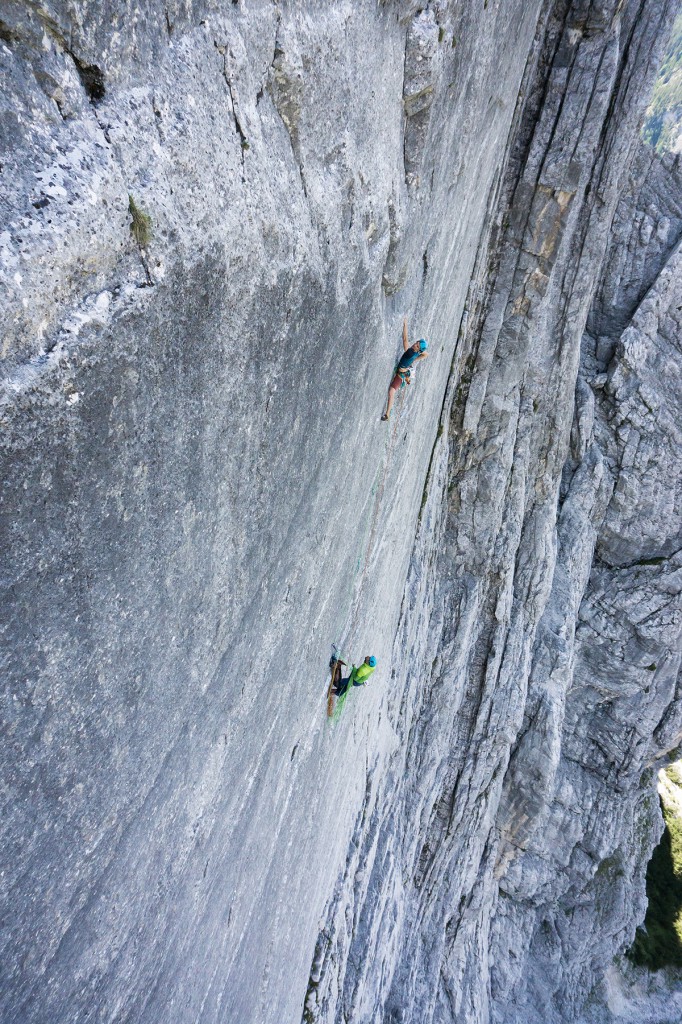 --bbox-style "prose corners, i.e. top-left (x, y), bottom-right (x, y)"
top-left (0, 2), bottom-right (545, 1022)
top-left (307, 3), bottom-right (681, 1023)
top-left (489, 144), bottom-right (682, 1023)
top-left (0, 3), bottom-right (679, 1024)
